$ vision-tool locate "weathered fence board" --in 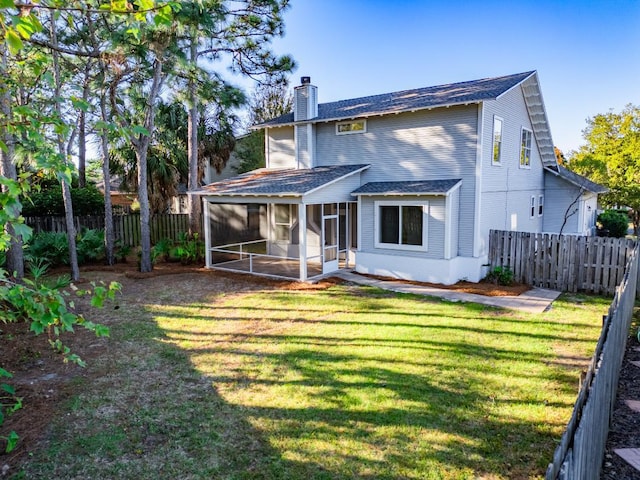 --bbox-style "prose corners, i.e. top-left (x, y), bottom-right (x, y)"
top-left (489, 230), bottom-right (637, 295)
top-left (25, 214), bottom-right (192, 247)
top-left (546, 243), bottom-right (639, 480)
